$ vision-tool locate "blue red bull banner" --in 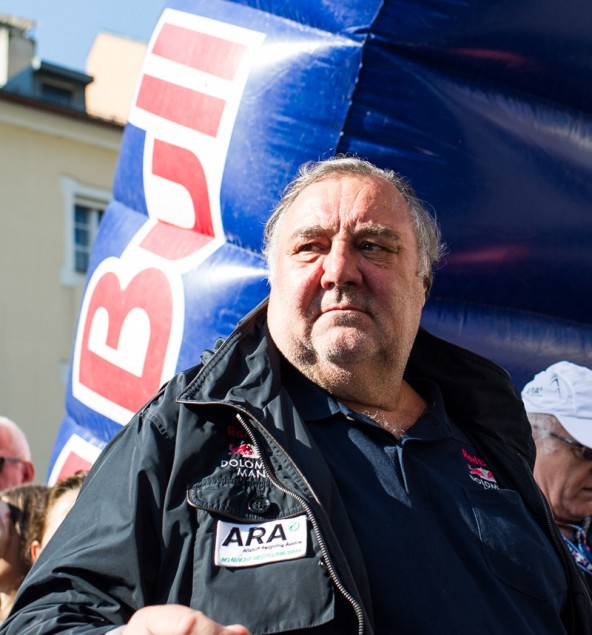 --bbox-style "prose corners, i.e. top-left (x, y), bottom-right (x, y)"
top-left (48, 0), bottom-right (592, 481)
